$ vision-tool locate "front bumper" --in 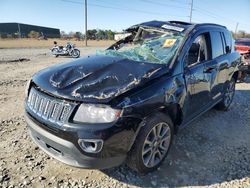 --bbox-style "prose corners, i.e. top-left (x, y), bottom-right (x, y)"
top-left (25, 113), bottom-right (127, 169)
